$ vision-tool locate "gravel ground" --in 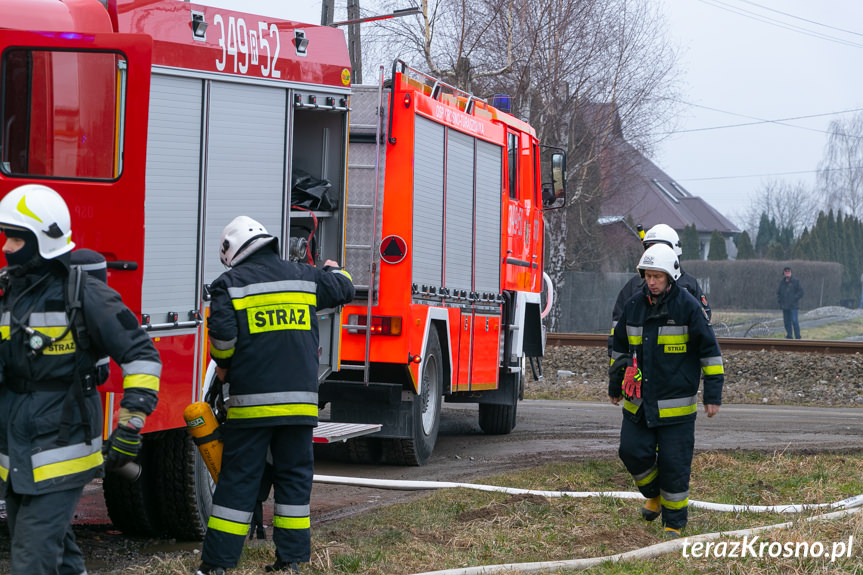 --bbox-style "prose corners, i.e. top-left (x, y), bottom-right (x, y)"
top-left (532, 344), bottom-right (863, 406)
